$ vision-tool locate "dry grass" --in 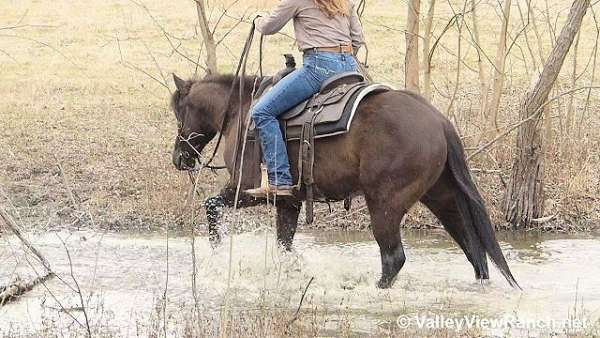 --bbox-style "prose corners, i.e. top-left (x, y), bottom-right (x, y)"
top-left (0, 298), bottom-right (480, 337)
top-left (0, 0), bottom-right (598, 234)
top-left (3, 292), bottom-right (598, 337)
